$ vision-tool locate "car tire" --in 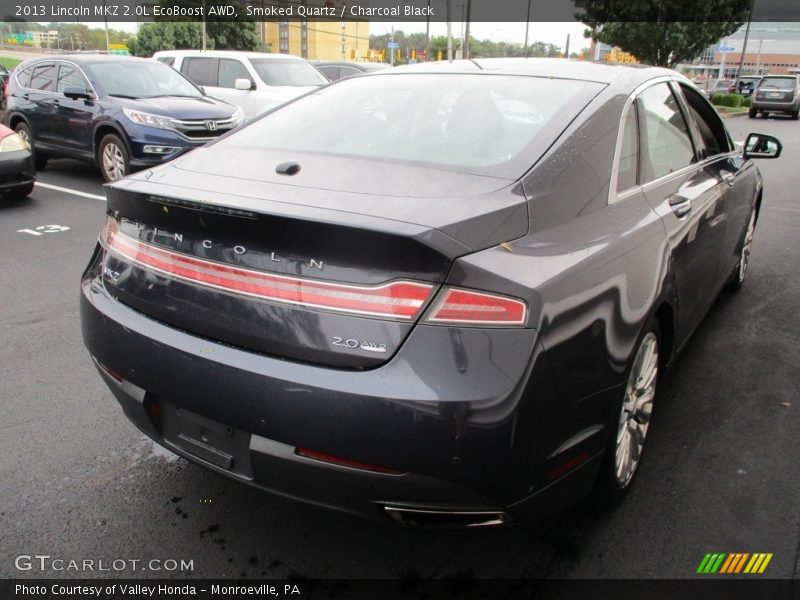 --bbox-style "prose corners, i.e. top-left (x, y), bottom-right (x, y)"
top-left (726, 207), bottom-right (757, 292)
top-left (13, 122), bottom-right (48, 170)
top-left (748, 108), bottom-right (757, 118)
top-left (98, 134), bottom-right (130, 183)
top-left (791, 110), bottom-right (799, 121)
top-left (595, 320), bottom-right (660, 505)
